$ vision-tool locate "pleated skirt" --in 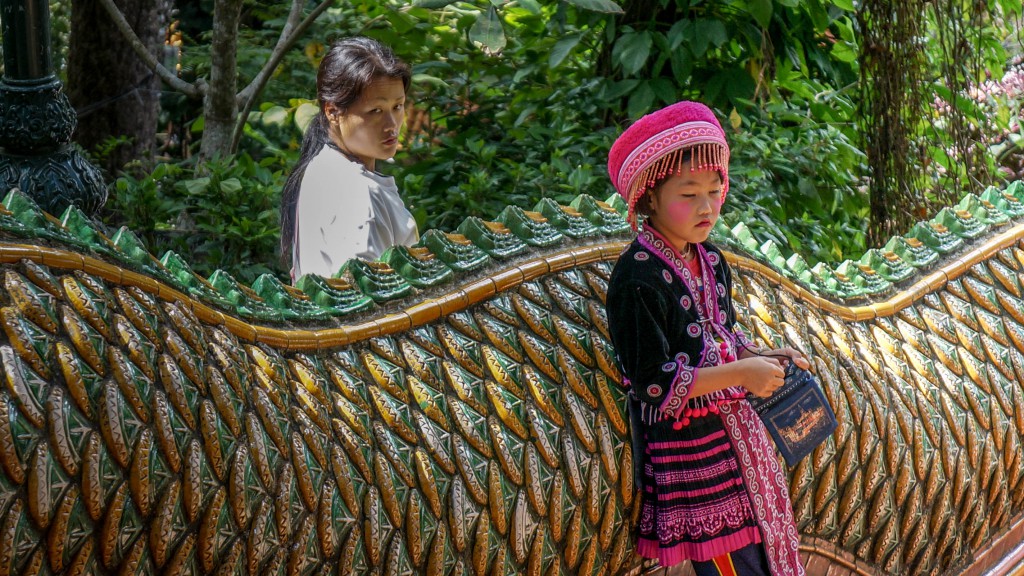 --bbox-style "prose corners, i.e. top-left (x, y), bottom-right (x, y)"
top-left (636, 414), bottom-right (763, 566)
